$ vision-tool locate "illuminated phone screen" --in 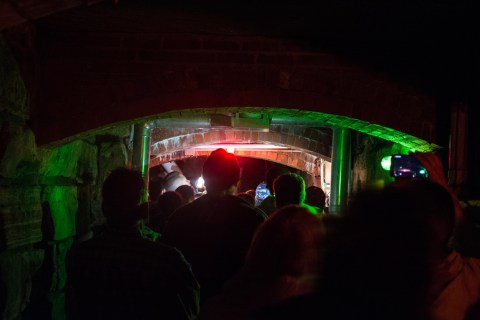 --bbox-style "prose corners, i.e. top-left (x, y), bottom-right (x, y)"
top-left (390, 154), bottom-right (428, 178)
